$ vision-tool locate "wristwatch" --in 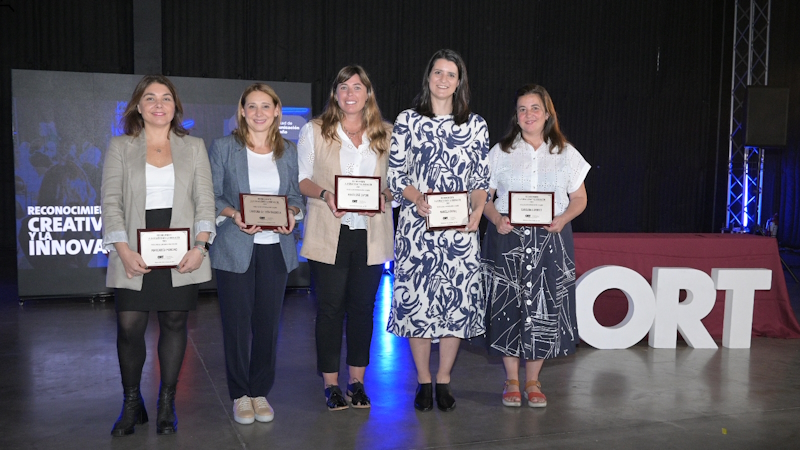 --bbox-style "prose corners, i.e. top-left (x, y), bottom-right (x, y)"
top-left (194, 240), bottom-right (209, 257)
top-left (319, 189), bottom-right (328, 200)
